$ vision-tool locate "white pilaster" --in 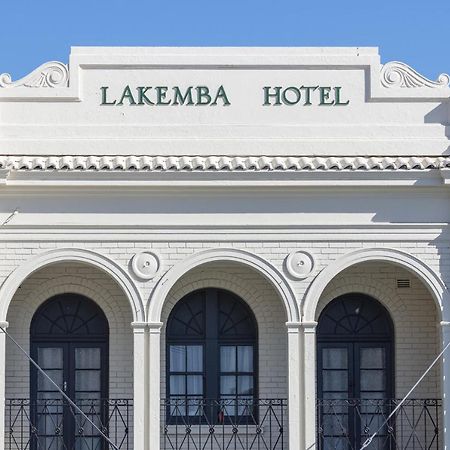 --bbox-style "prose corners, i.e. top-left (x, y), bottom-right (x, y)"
top-left (303, 321), bottom-right (318, 450)
top-left (287, 322), bottom-right (303, 450)
top-left (148, 322), bottom-right (162, 450)
top-left (0, 321), bottom-right (9, 450)
top-left (132, 322), bottom-right (148, 450)
top-left (441, 321), bottom-right (450, 450)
